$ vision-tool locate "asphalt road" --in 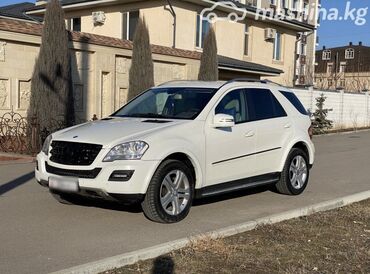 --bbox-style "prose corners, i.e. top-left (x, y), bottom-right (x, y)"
top-left (1, 131), bottom-right (370, 274)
